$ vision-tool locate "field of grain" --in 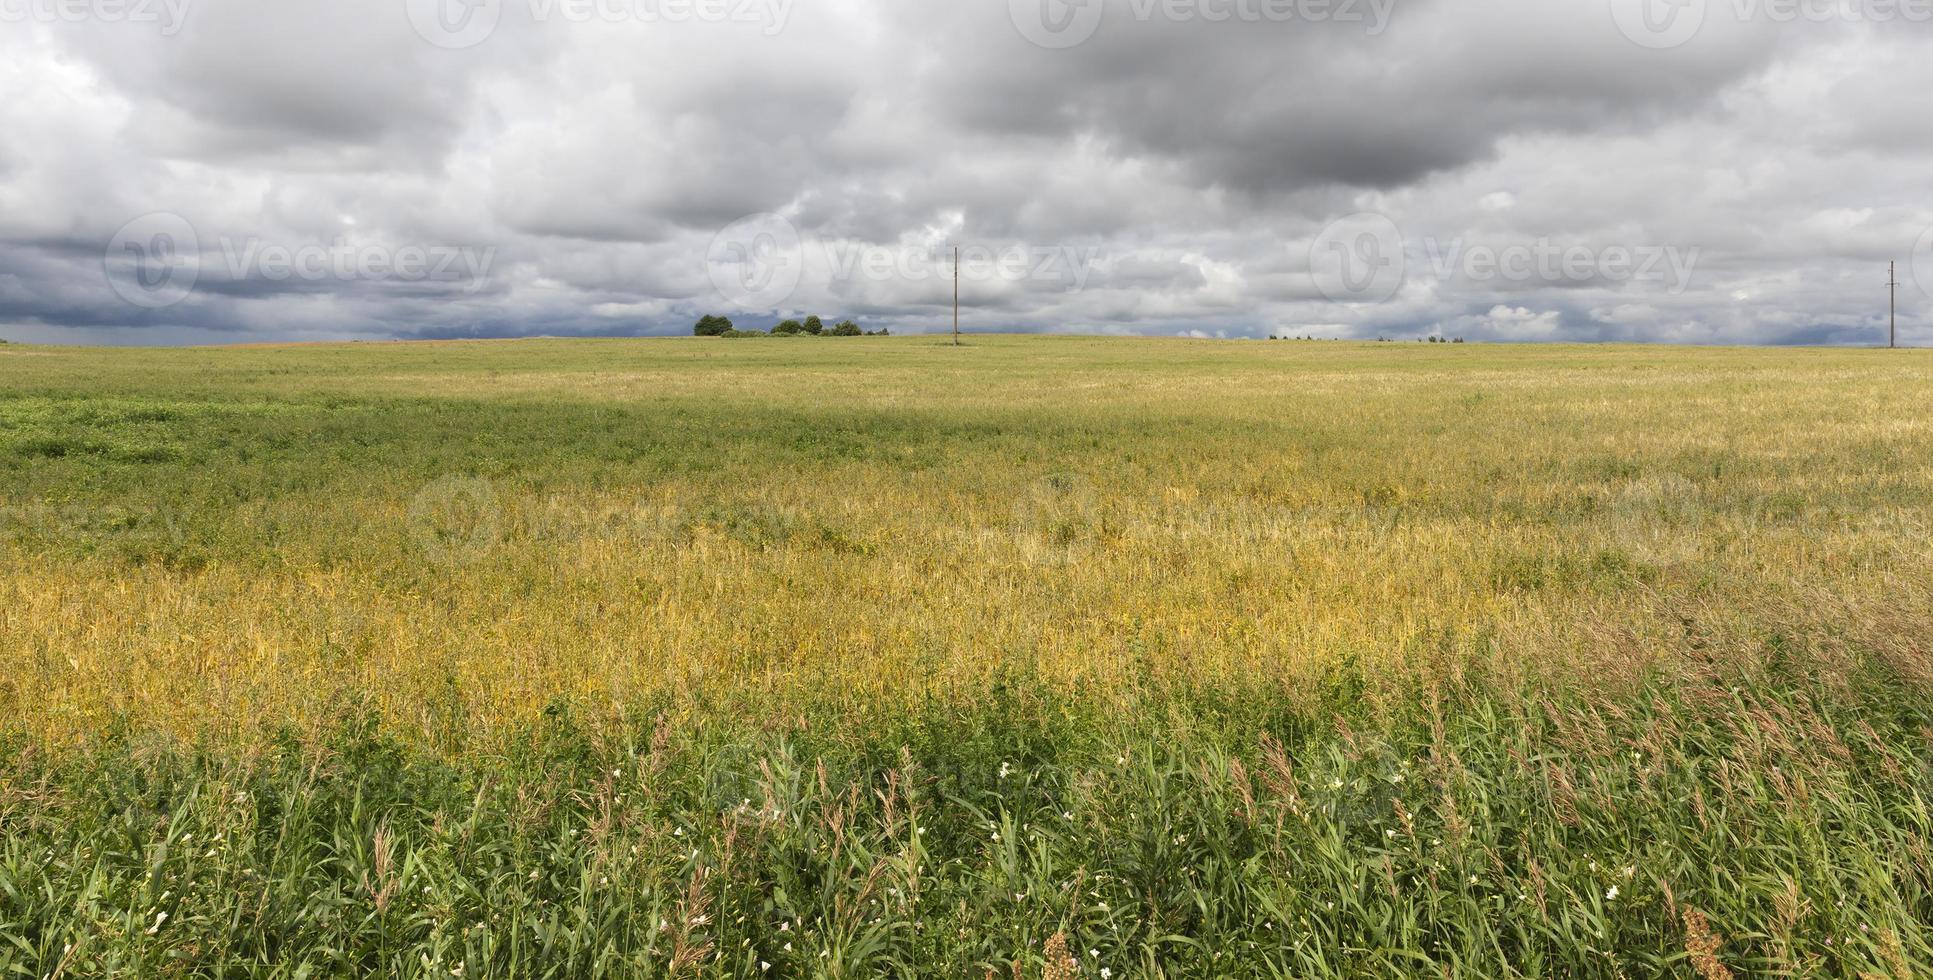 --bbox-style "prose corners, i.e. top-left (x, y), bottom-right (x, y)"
top-left (3, 336), bottom-right (1932, 977)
